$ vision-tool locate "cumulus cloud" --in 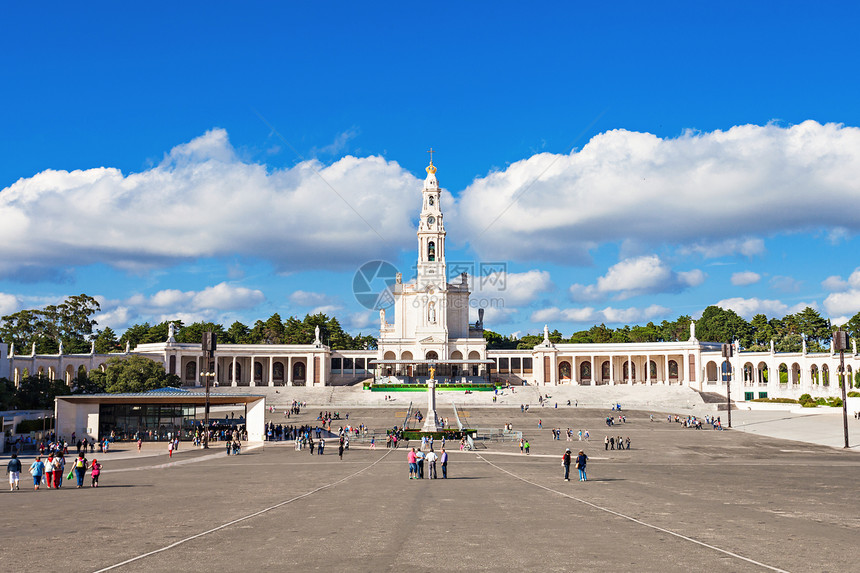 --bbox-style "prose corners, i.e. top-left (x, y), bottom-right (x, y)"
top-left (0, 129), bottom-right (421, 278)
top-left (715, 297), bottom-right (814, 319)
top-left (470, 269), bottom-right (553, 307)
top-left (94, 282), bottom-right (265, 330)
top-left (823, 267), bottom-right (860, 317)
top-left (530, 304), bottom-right (670, 325)
top-left (453, 121), bottom-right (860, 262)
top-left (731, 271), bottom-right (761, 286)
top-left (569, 255), bottom-right (703, 302)
top-left (289, 290), bottom-right (338, 307)
top-left (0, 293), bottom-right (20, 315)
top-left (770, 275), bottom-right (802, 293)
